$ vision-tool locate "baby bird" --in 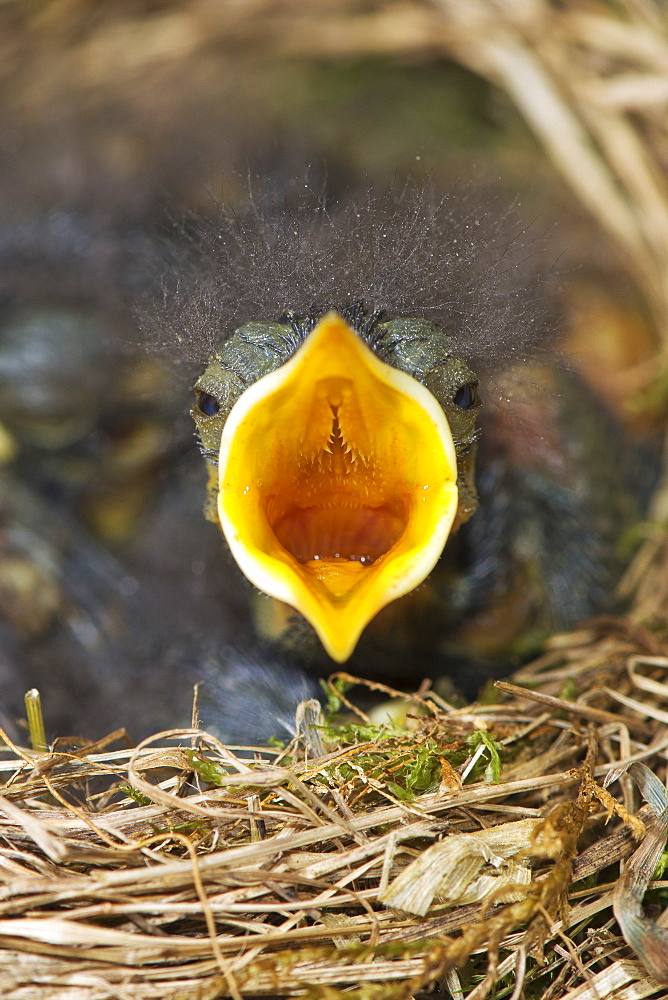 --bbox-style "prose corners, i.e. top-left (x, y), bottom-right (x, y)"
top-left (168, 183), bottom-right (642, 693)
top-left (0, 185), bottom-right (645, 746)
top-left (193, 307), bottom-right (480, 663)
